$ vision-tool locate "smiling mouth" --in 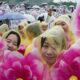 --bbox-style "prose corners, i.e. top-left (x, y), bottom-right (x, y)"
top-left (8, 47), bottom-right (13, 51)
top-left (46, 56), bottom-right (56, 60)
